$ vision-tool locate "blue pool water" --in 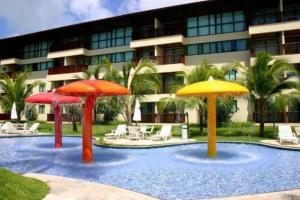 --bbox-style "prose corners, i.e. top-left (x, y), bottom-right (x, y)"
top-left (0, 136), bottom-right (300, 200)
